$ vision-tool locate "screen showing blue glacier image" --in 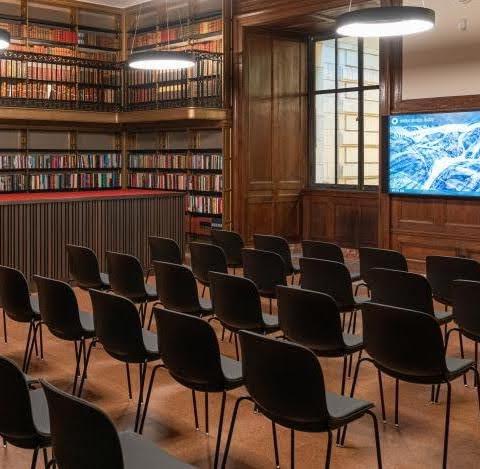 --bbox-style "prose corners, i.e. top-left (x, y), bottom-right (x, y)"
top-left (389, 111), bottom-right (480, 197)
